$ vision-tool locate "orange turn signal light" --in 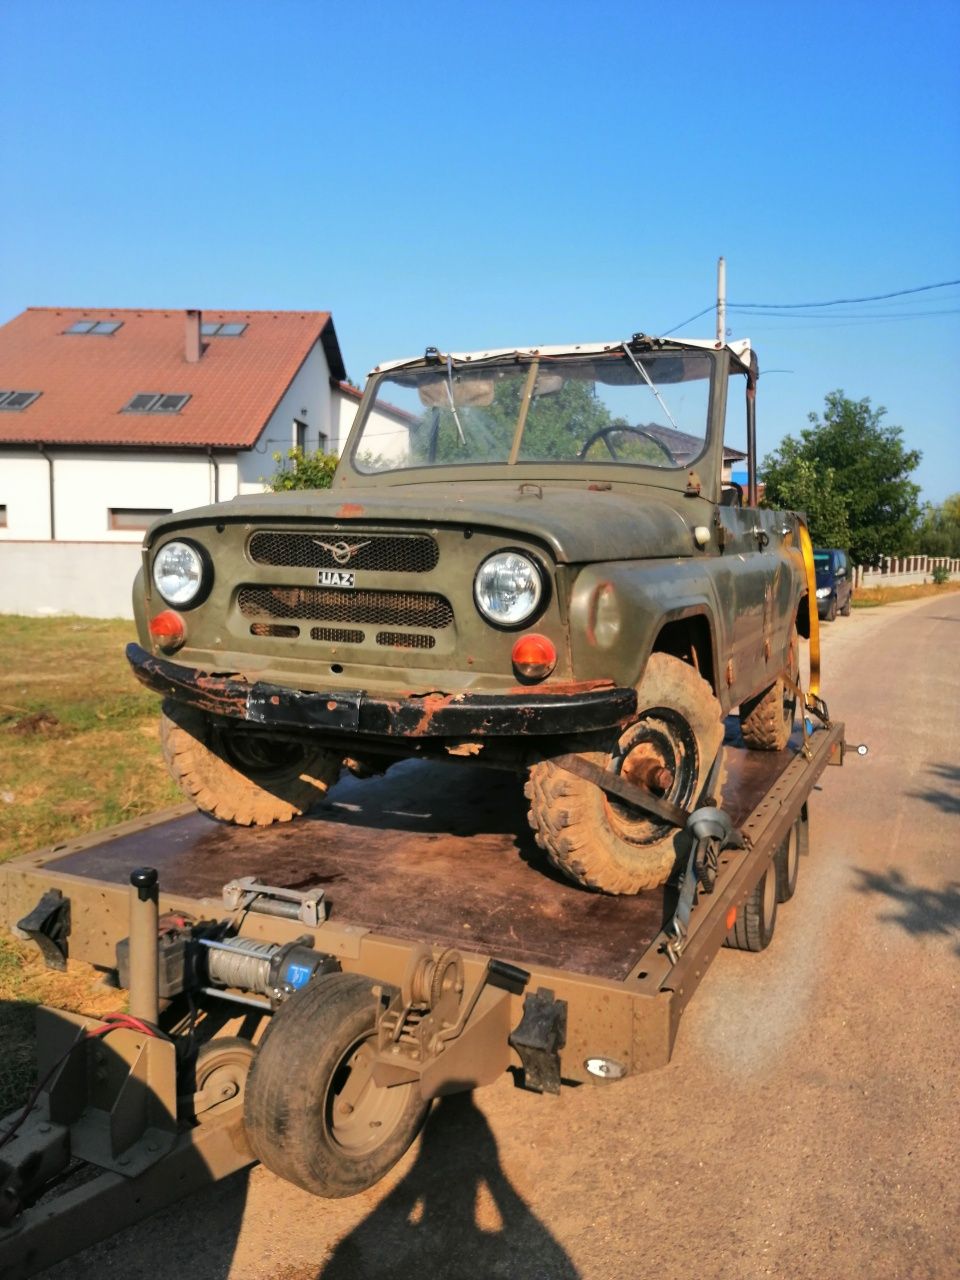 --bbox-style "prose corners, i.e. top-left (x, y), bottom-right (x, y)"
top-left (149, 610), bottom-right (186, 651)
top-left (511, 633), bottom-right (557, 682)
